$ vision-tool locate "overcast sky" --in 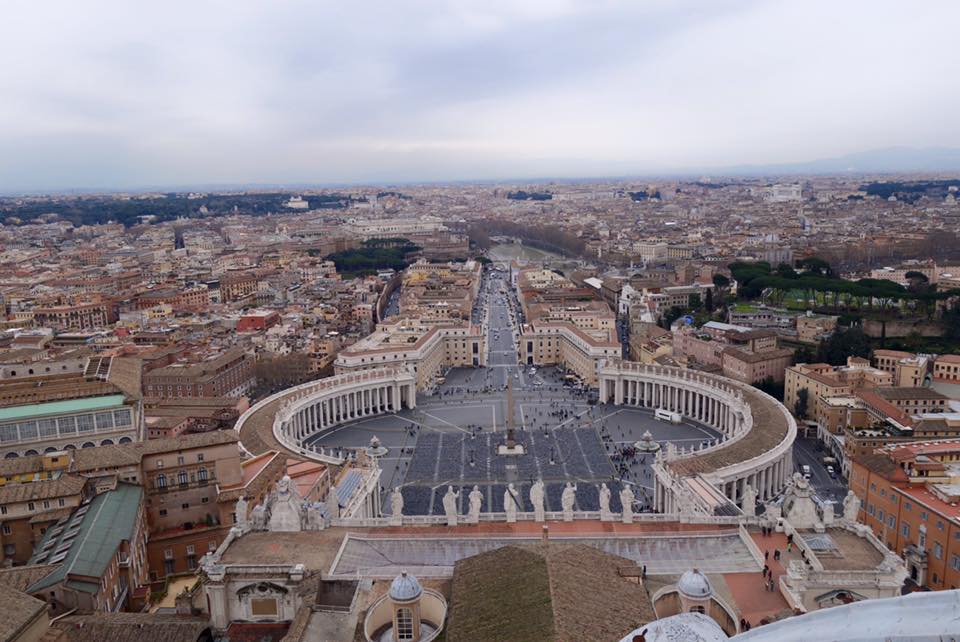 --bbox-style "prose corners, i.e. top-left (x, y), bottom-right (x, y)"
top-left (1, 0), bottom-right (958, 191)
